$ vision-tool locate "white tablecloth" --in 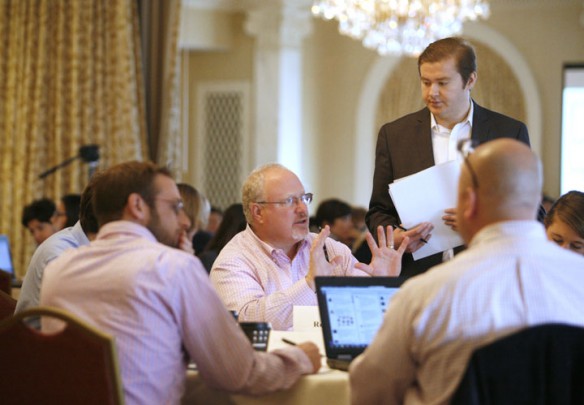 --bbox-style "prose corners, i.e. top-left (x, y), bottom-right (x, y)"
top-left (182, 367), bottom-right (349, 405)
